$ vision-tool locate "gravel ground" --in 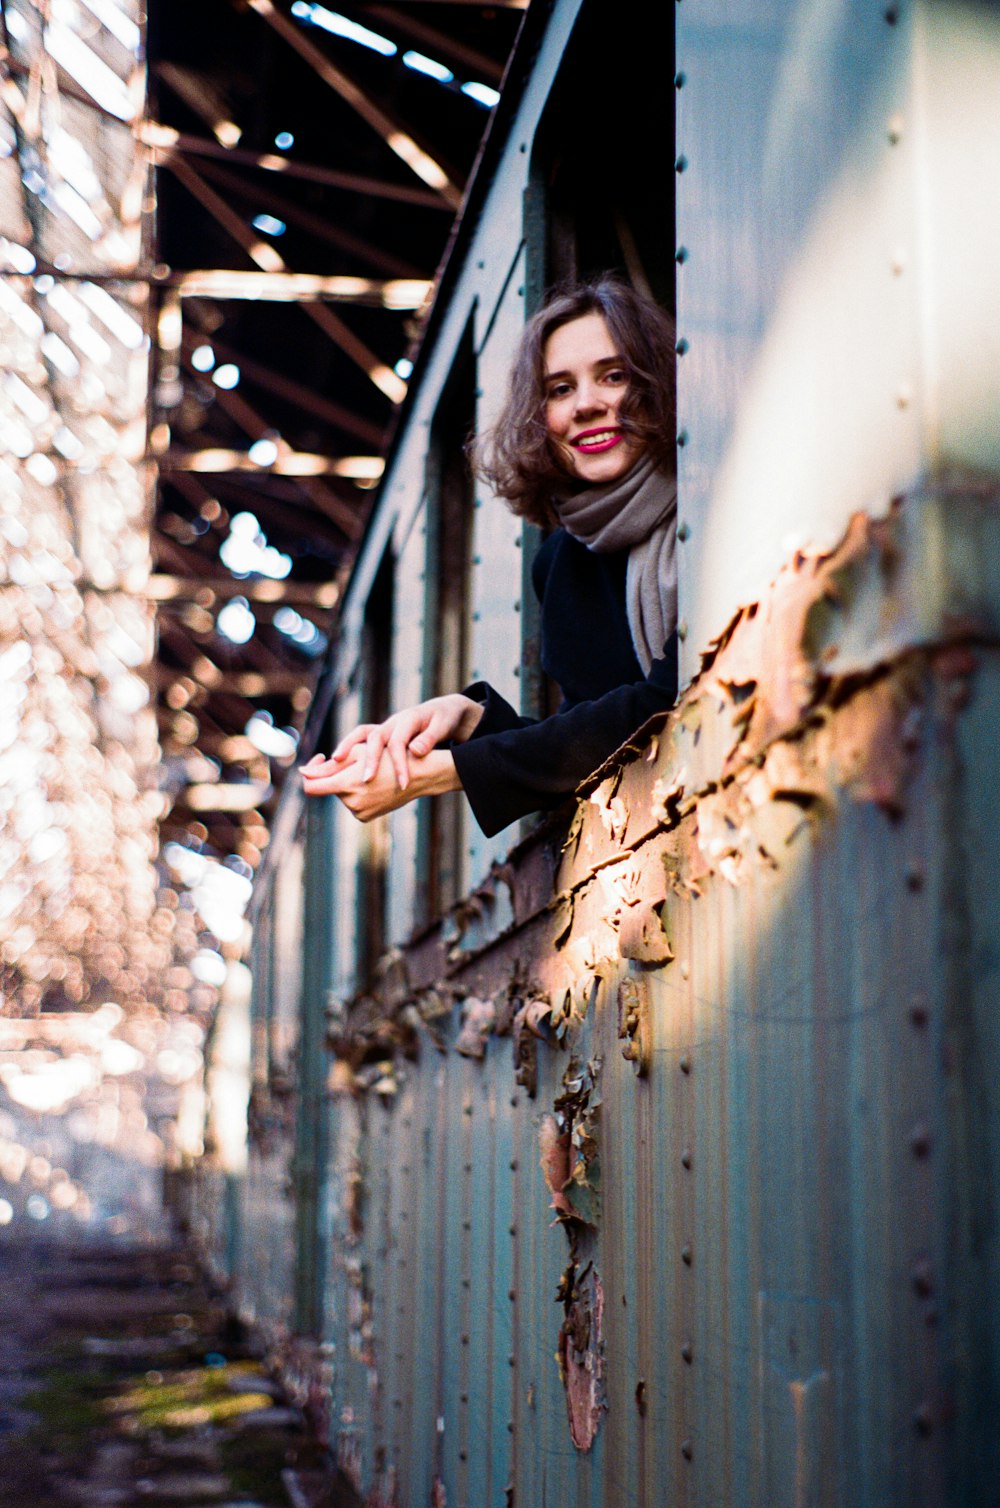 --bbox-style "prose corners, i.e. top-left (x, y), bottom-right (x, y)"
top-left (0, 1235), bottom-right (354, 1508)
